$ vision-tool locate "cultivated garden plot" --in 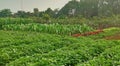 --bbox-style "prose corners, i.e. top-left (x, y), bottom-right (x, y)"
top-left (0, 21), bottom-right (120, 66)
top-left (1, 0), bottom-right (120, 66)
